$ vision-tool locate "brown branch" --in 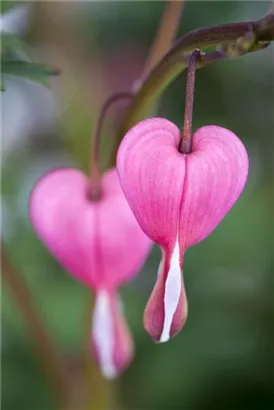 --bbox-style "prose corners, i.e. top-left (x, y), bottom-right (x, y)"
top-left (1, 243), bottom-right (70, 410)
